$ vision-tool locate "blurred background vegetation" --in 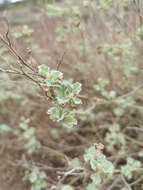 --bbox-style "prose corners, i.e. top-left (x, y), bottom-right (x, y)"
top-left (0, 0), bottom-right (143, 190)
